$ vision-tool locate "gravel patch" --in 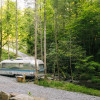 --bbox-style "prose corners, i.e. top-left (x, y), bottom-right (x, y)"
top-left (0, 75), bottom-right (100, 100)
